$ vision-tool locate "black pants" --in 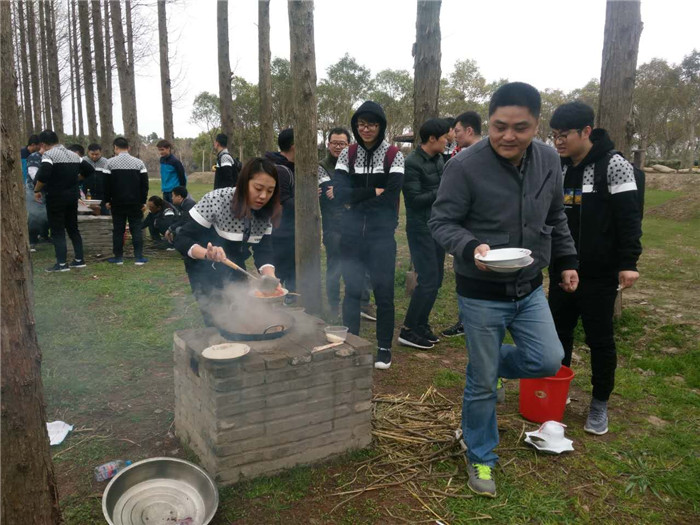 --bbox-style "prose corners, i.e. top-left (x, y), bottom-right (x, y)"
top-left (341, 234), bottom-right (396, 349)
top-left (404, 229), bottom-right (445, 330)
top-left (273, 235), bottom-right (296, 292)
top-left (46, 199), bottom-right (83, 264)
top-left (548, 274), bottom-right (618, 401)
top-left (324, 230), bottom-right (342, 310)
top-left (112, 205), bottom-right (144, 258)
top-left (187, 260), bottom-right (244, 327)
